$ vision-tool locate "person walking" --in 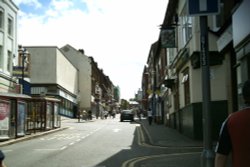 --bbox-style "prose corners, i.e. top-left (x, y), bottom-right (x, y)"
top-left (215, 79), bottom-right (250, 167)
top-left (147, 108), bottom-right (153, 125)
